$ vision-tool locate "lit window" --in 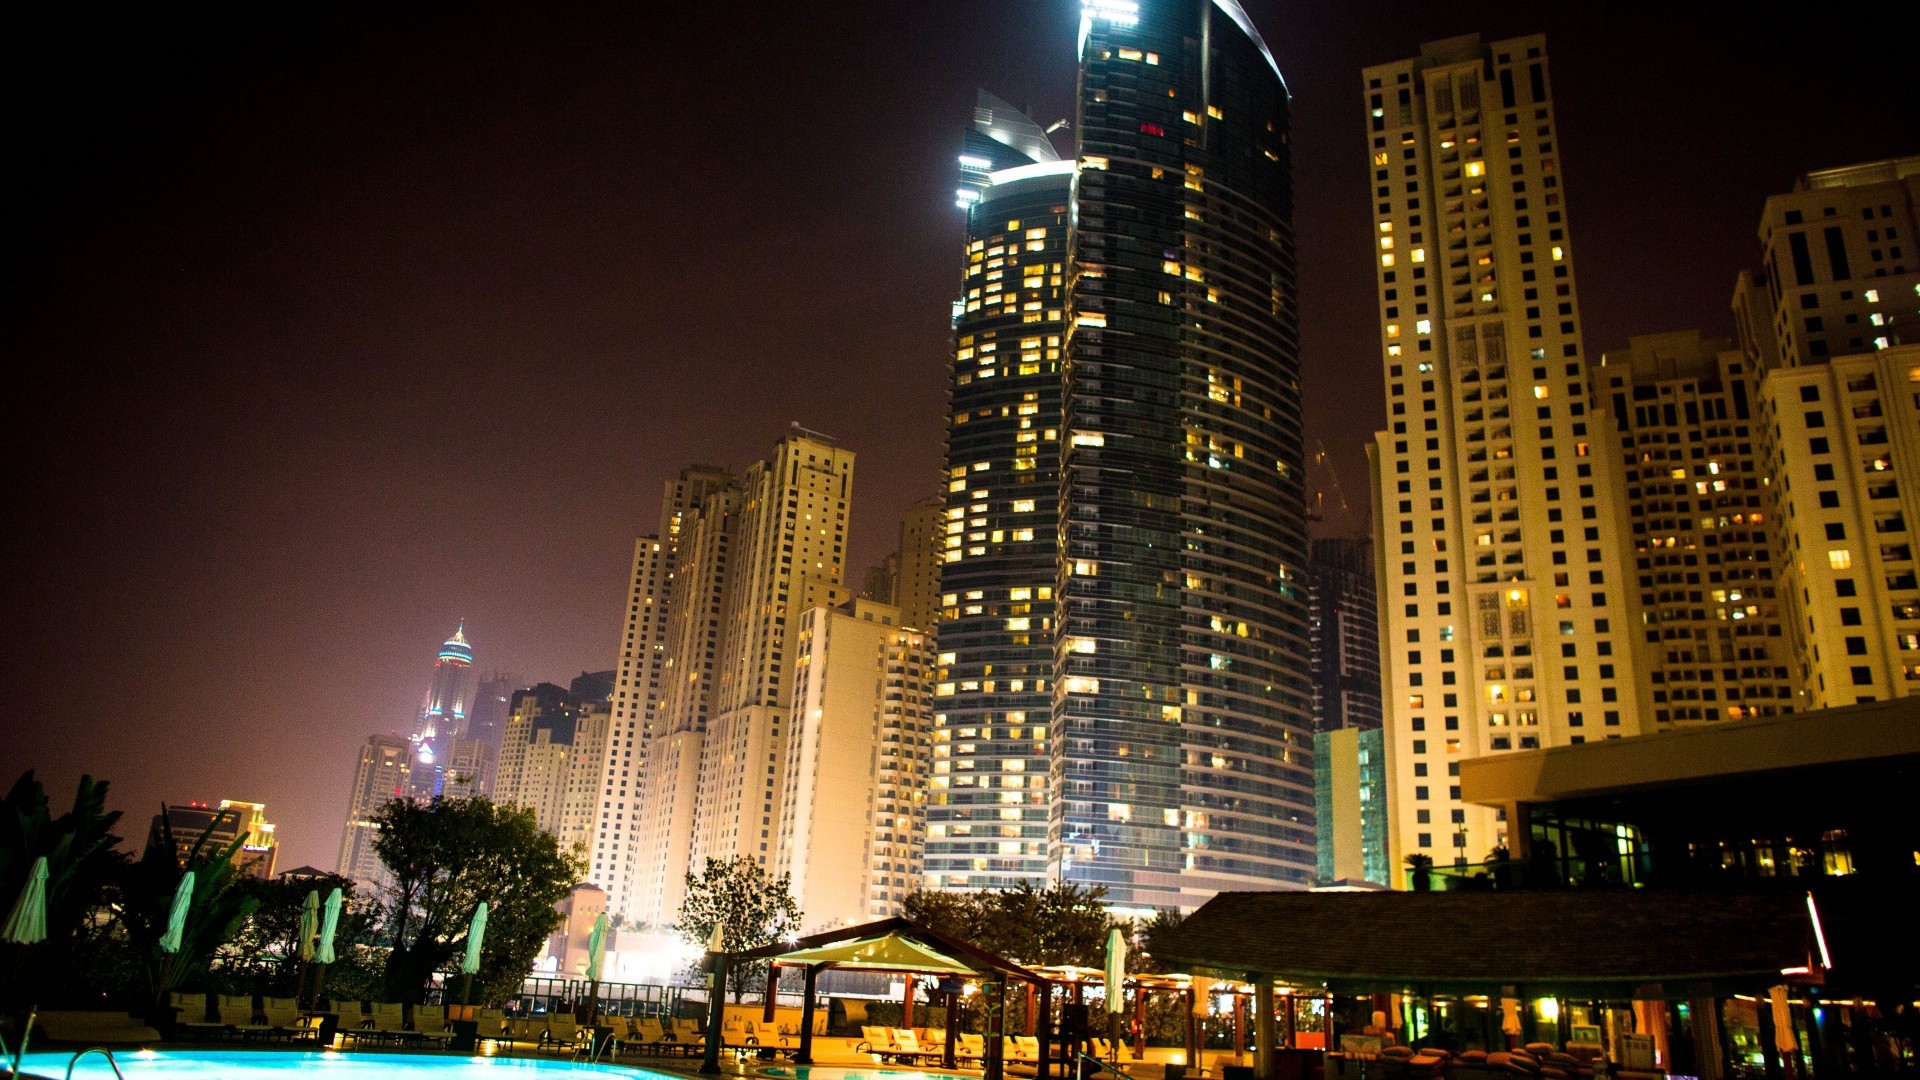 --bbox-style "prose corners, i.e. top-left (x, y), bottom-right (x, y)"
top-left (1416, 319), bottom-right (1432, 334)
top-left (1828, 550), bottom-right (1852, 570)
top-left (1464, 161), bottom-right (1484, 178)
